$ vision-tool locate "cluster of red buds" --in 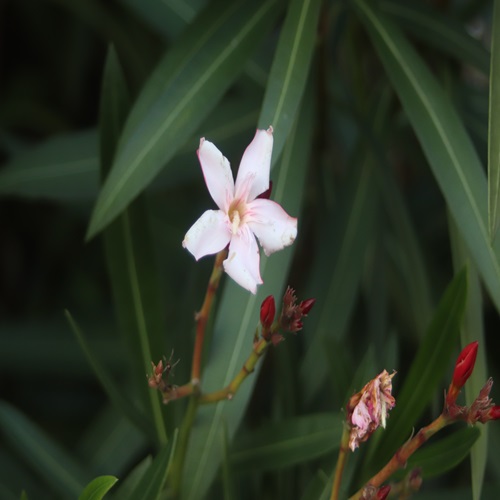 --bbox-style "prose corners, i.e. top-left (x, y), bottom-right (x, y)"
top-left (259, 287), bottom-right (315, 345)
top-left (445, 341), bottom-right (500, 424)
